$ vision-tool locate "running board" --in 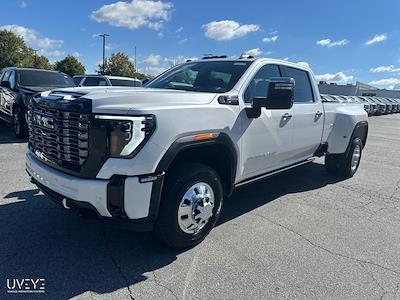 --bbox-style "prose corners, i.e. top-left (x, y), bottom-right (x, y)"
top-left (234, 158), bottom-right (315, 188)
